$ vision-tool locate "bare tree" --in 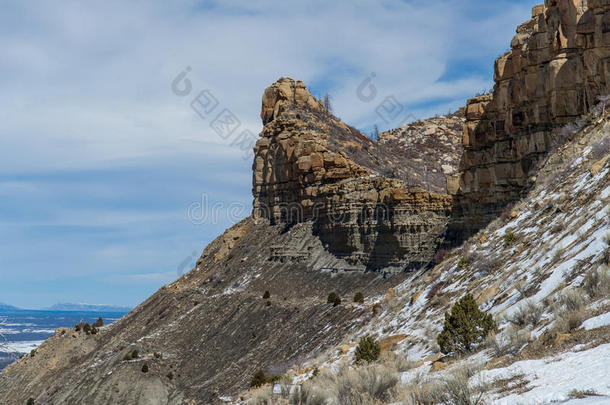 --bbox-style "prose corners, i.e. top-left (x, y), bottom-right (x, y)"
top-left (372, 124), bottom-right (380, 141)
top-left (323, 93), bottom-right (332, 113)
